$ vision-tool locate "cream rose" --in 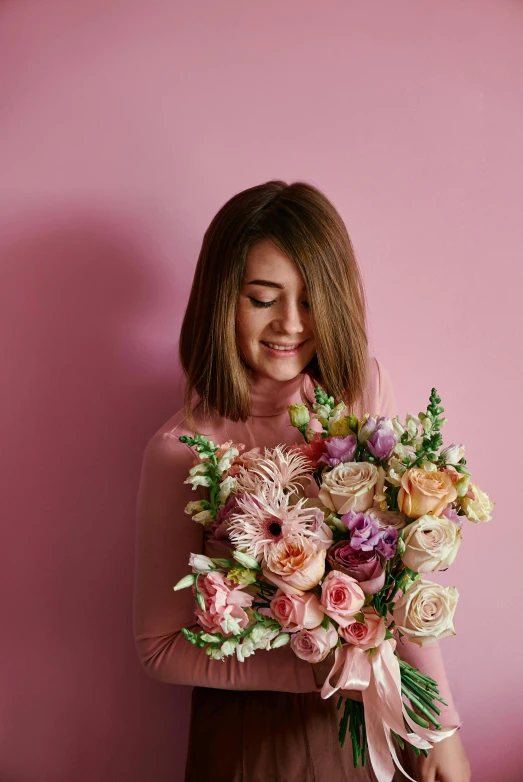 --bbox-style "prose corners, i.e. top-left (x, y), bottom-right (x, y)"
top-left (402, 515), bottom-right (461, 572)
top-left (393, 579), bottom-right (459, 646)
top-left (263, 535), bottom-right (326, 594)
top-left (318, 462), bottom-right (379, 515)
top-left (459, 483), bottom-right (494, 523)
top-left (397, 467), bottom-right (457, 518)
